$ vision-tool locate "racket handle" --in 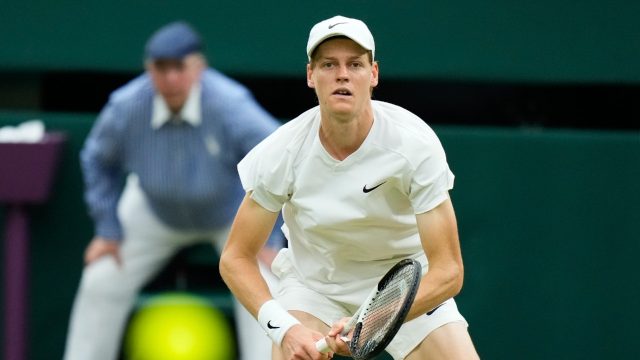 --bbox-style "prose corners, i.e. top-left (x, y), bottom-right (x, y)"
top-left (316, 316), bottom-right (356, 353)
top-left (316, 338), bottom-right (329, 354)
top-left (315, 335), bottom-right (351, 353)
top-left (316, 338), bottom-right (330, 353)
